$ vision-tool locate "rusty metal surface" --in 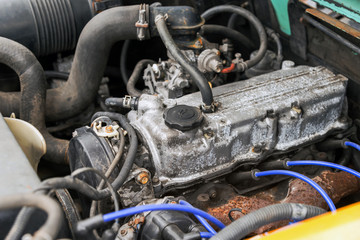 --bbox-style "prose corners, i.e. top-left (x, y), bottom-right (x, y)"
top-left (204, 171), bottom-right (360, 235)
top-left (306, 8), bottom-right (360, 39)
